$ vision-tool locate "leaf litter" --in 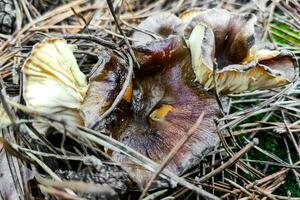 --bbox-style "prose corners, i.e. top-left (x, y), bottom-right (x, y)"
top-left (0, 0), bottom-right (300, 199)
